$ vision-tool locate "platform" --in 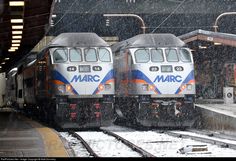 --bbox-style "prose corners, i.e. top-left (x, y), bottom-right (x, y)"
top-left (0, 108), bottom-right (70, 157)
top-left (195, 99), bottom-right (236, 136)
